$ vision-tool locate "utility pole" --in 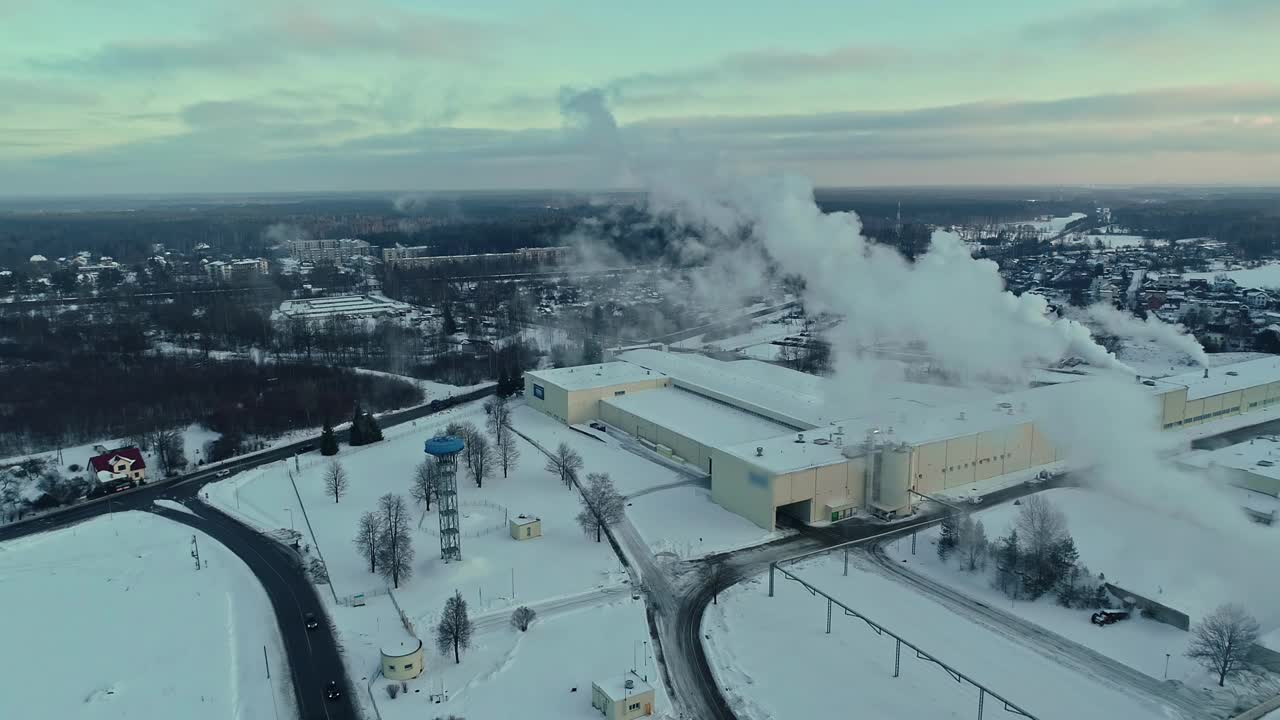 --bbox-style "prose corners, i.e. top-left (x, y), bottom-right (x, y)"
top-left (190, 534), bottom-right (201, 571)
